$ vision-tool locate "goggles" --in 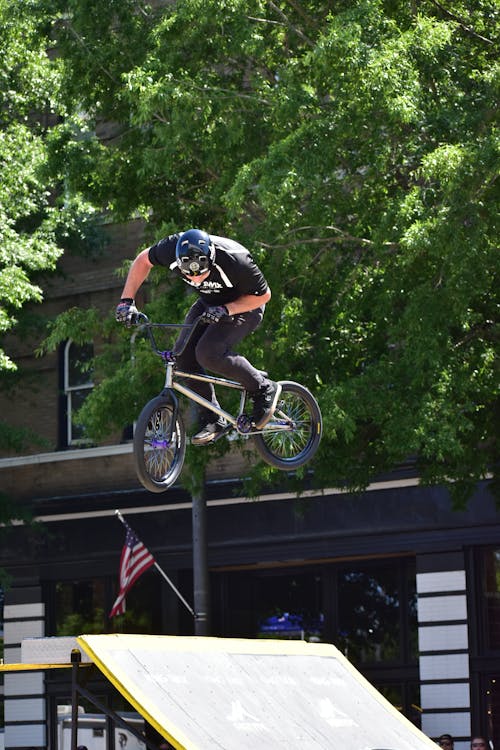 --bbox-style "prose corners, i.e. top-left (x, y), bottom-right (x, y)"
top-left (177, 254), bottom-right (211, 277)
